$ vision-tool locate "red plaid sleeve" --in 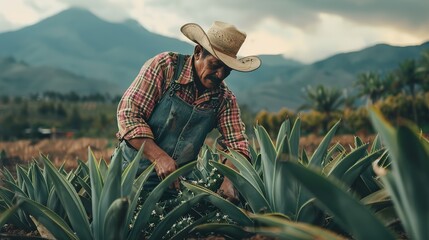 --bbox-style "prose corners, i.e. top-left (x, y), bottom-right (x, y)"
top-left (116, 52), bottom-right (174, 140)
top-left (216, 92), bottom-right (250, 160)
